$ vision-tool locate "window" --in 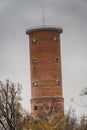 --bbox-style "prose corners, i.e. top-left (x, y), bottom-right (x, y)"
top-left (33, 81), bottom-right (38, 87)
top-left (53, 37), bottom-right (57, 42)
top-left (56, 80), bottom-right (60, 86)
top-left (33, 58), bottom-right (37, 64)
top-left (54, 57), bottom-right (58, 62)
top-left (34, 106), bottom-right (38, 110)
top-left (32, 38), bottom-right (36, 43)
